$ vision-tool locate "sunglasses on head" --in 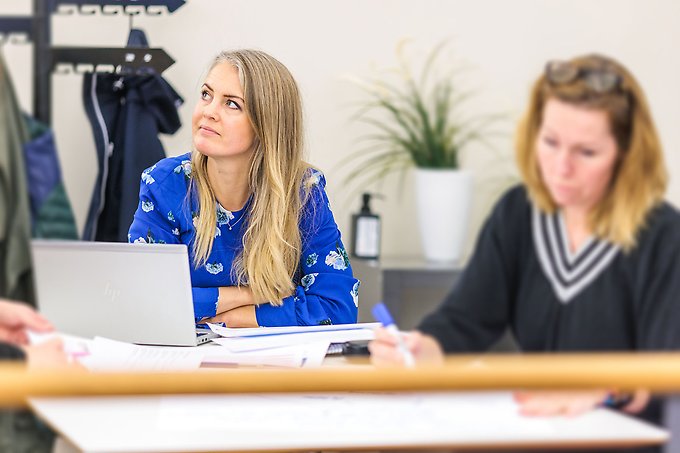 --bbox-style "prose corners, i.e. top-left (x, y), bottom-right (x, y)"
top-left (545, 60), bottom-right (623, 94)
